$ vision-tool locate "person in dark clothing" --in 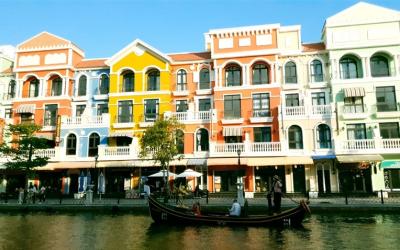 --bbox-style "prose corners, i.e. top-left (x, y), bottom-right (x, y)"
top-left (272, 175), bottom-right (282, 213)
